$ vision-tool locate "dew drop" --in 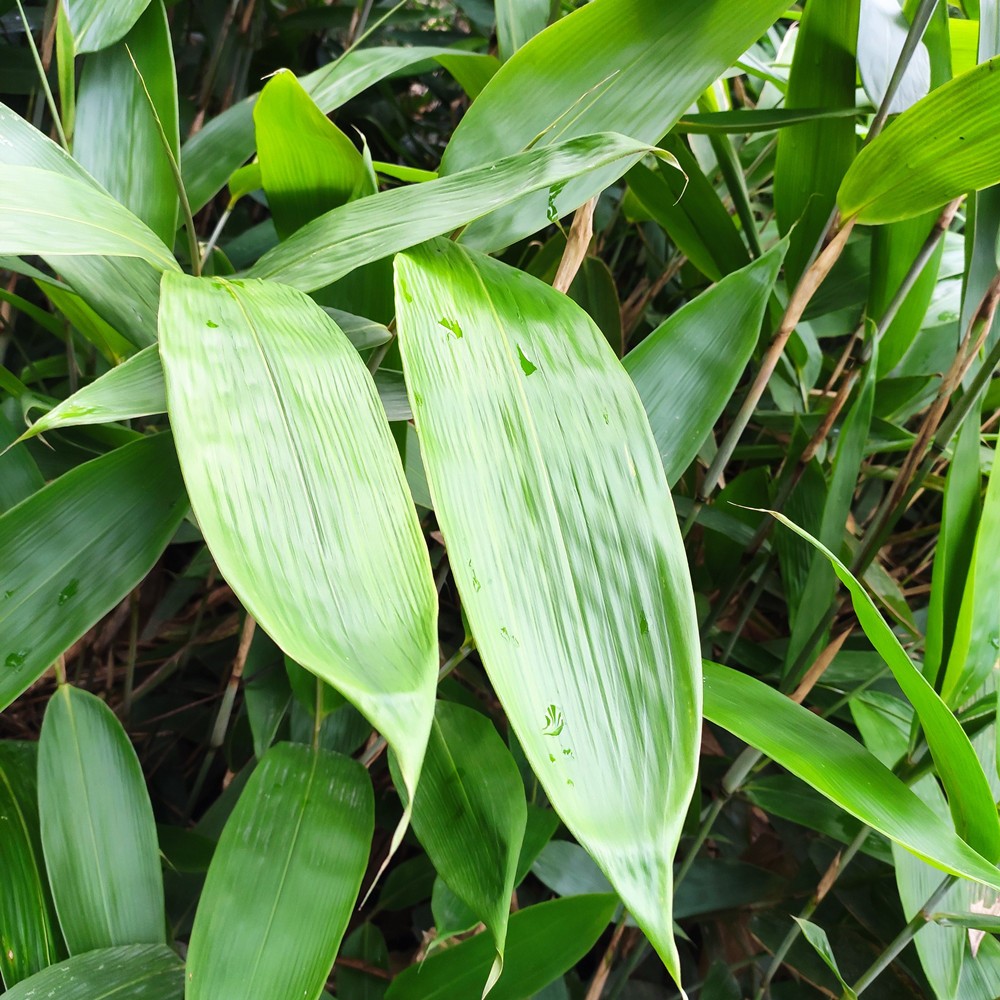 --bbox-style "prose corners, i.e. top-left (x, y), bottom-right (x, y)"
top-left (5, 649), bottom-right (28, 668)
top-left (57, 579), bottom-right (79, 606)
